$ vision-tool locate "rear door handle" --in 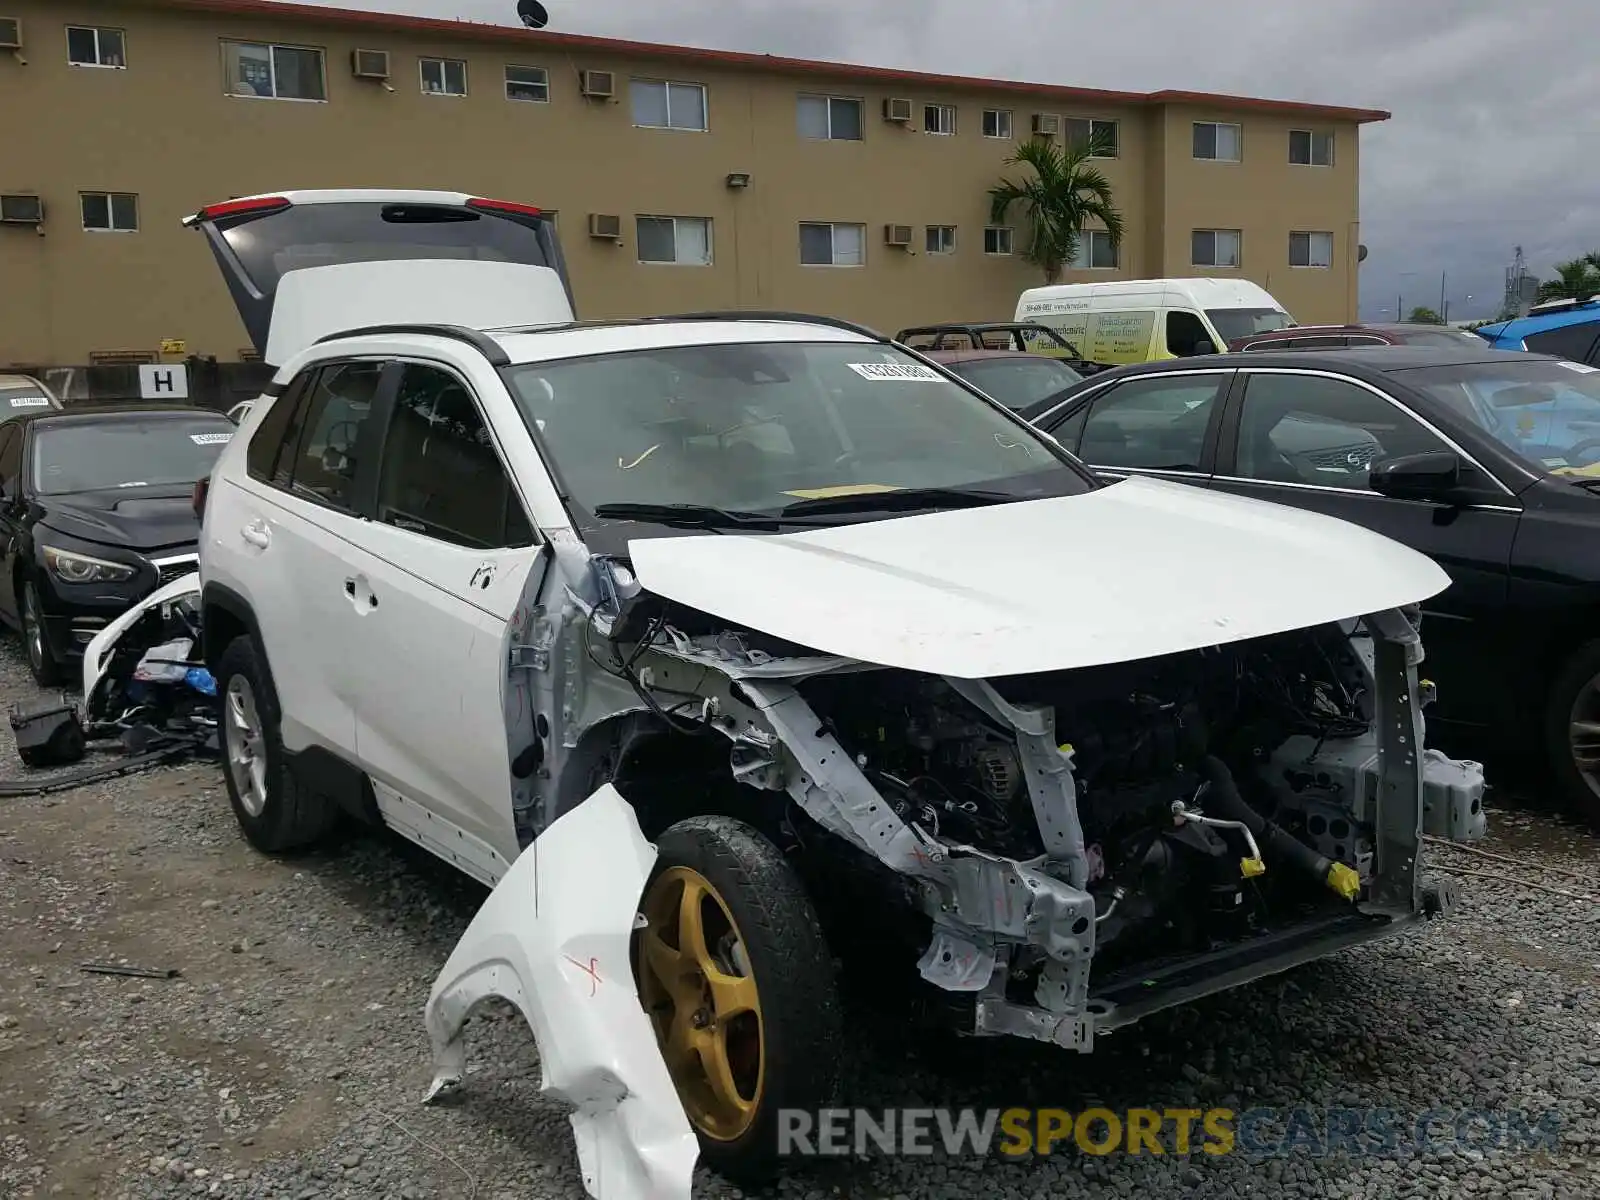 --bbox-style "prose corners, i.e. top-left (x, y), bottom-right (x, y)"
top-left (240, 520), bottom-right (270, 549)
